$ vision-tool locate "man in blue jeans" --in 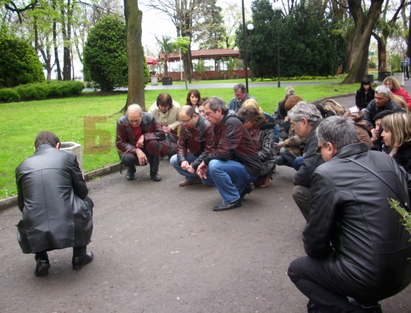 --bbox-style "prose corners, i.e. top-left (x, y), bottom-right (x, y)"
top-left (196, 96), bottom-right (262, 211)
